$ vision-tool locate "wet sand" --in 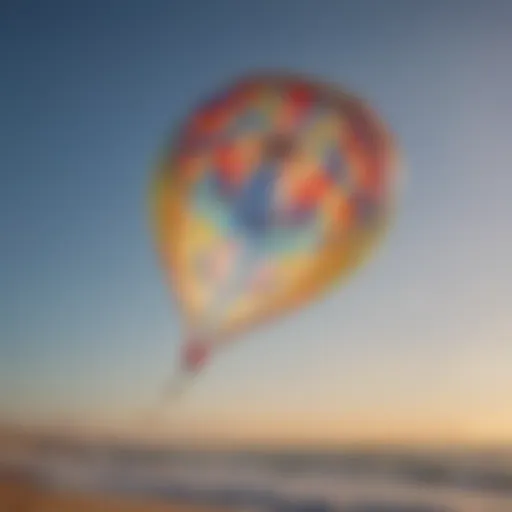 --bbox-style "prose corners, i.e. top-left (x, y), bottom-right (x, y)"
top-left (0, 471), bottom-right (229, 512)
